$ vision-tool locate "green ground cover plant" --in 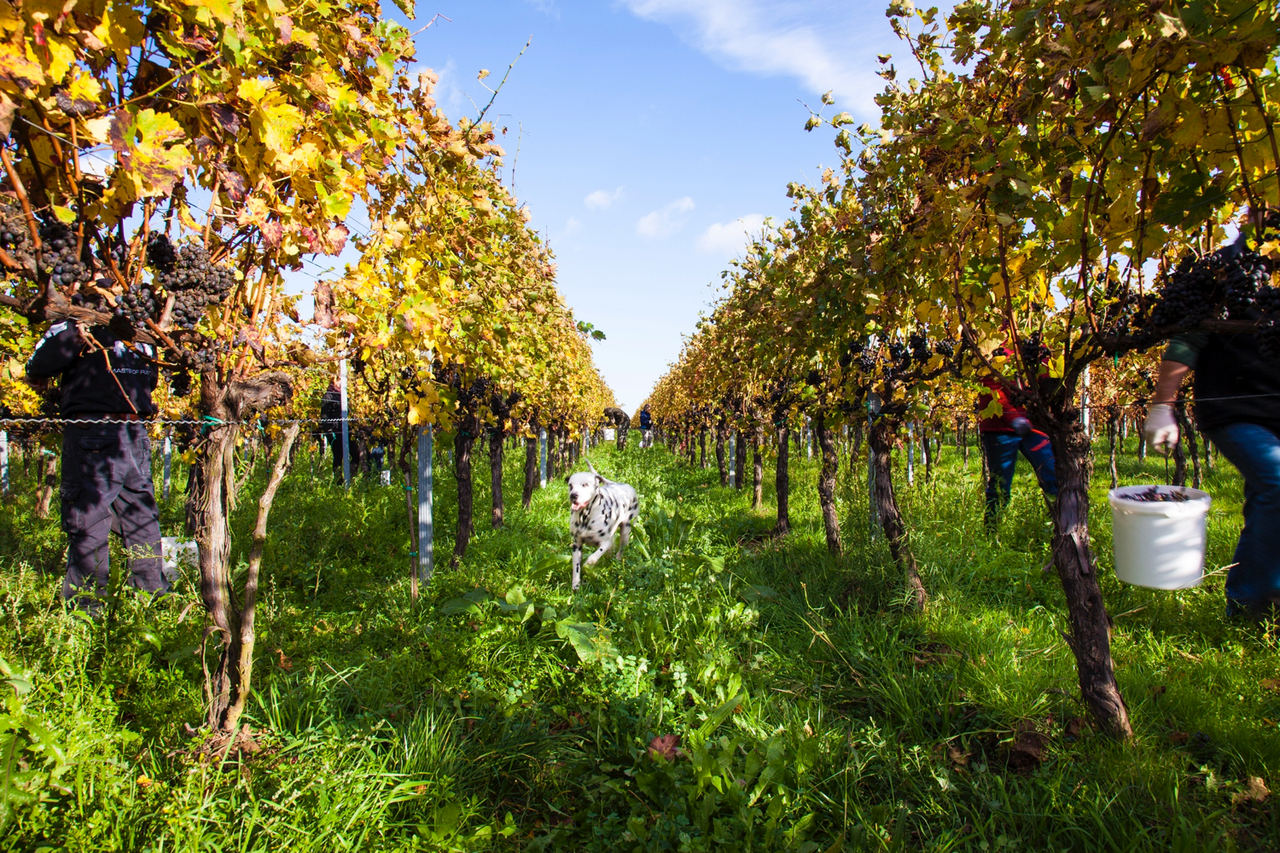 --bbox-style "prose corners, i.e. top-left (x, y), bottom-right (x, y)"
top-left (0, 434), bottom-right (1277, 851)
